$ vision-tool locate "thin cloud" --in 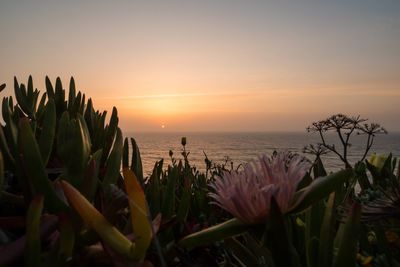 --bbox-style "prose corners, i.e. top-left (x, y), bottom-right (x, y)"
top-left (107, 91), bottom-right (252, 100)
